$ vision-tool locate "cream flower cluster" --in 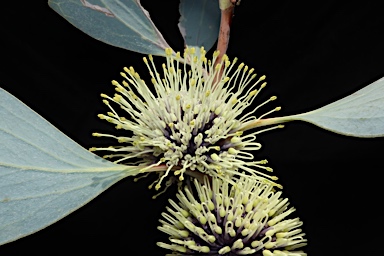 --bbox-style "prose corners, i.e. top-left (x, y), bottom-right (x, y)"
top-left (92, 47), bottom-right (306, 255)
top-left (91, 47), bottom-right (282, 190)
top-left (157, 176), bottom-right (307, 255)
